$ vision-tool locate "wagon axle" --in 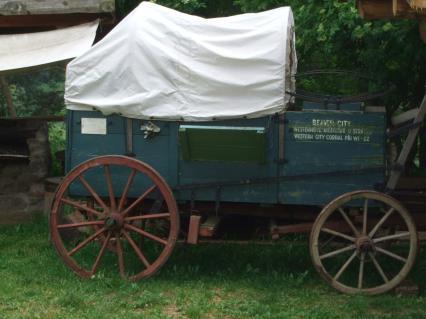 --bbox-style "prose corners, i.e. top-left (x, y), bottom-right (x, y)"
top-left (104, 213), bottom-right (124, 230)
top-left (356, 236), bottom-right (375, 255)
